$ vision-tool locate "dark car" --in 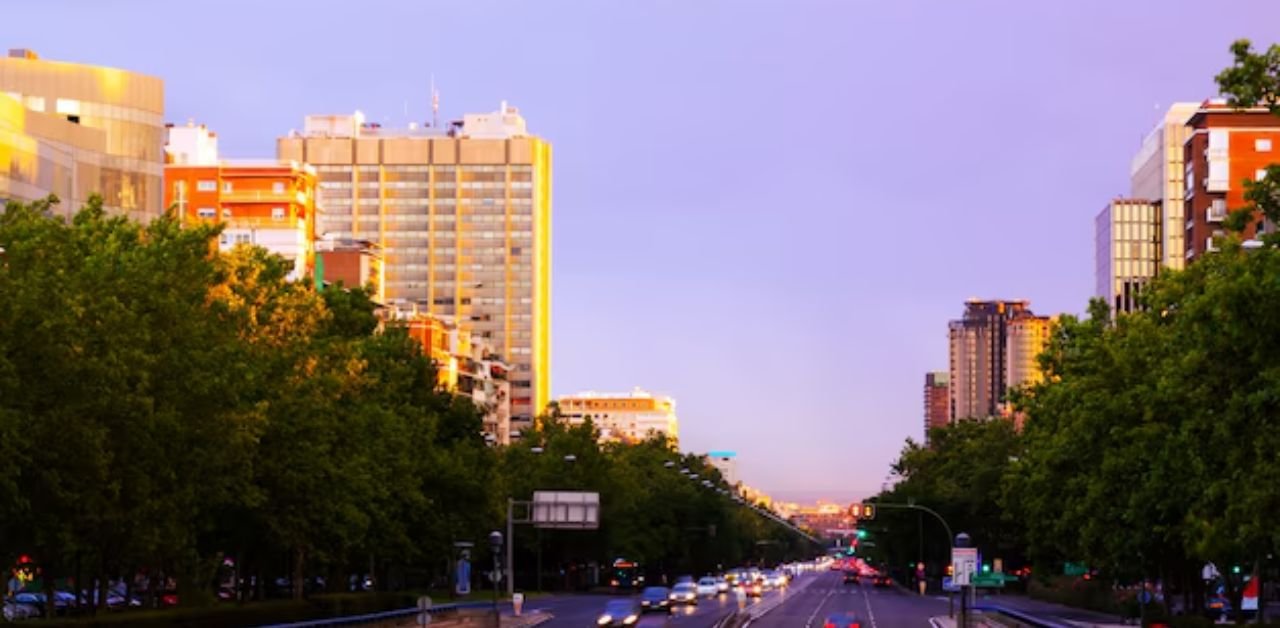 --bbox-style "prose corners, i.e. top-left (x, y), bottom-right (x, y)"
top-left (639, 586), bottom-right (673, 613)
top-left (842, 570), bottom-right (859, 584)
top-left (597, 599), bottom-right (641, 626)
top-left (871, 574), bottom-right (893, 588)
top-left (823, 611), bottom-right (864, 628)
top-left (669, 582), bottom-right (699, 606)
